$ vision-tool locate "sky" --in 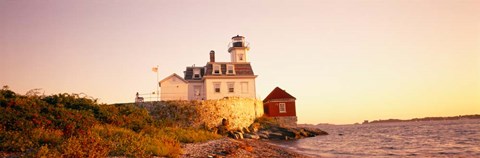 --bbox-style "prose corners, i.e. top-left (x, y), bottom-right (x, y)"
top-left (1, 0), bottom-right (479, 124)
